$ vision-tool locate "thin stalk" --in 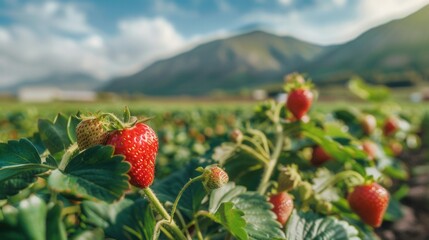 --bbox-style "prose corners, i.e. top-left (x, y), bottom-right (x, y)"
top-left (247, 129), bottom-right (270, 155)
top-left (194, 220), bottom-right (204, 240)
top-left (142, 188), bottom-right (188, 240)
top-left (242, 136), bottom-right (270, 159)
top-left (315, 170), bottom-right (365, 194)
top-left (152, 220), bottom-right (169, 240)
top-left (142, 188), bottom-right (171, 222)
top-left (170, 176), bottom-right (203, 221)
top-left (239, 145), bottom-right (270, 165)
top-left (58, 143), bottom-right (78, 171)
top-left (257, 124), bottom-right (284, 195)
top-left (175, 210), bottom-right (192, 240)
